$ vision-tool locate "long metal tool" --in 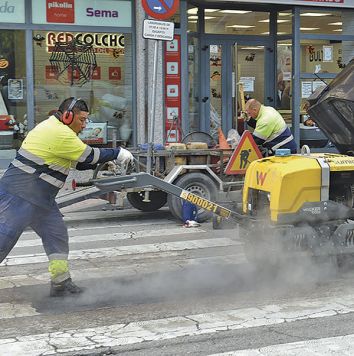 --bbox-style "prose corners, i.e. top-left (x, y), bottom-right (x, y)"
top-left (92, 173), bottom-right (251, 223)
top-left (56, 171), bottom-right (252, 223)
